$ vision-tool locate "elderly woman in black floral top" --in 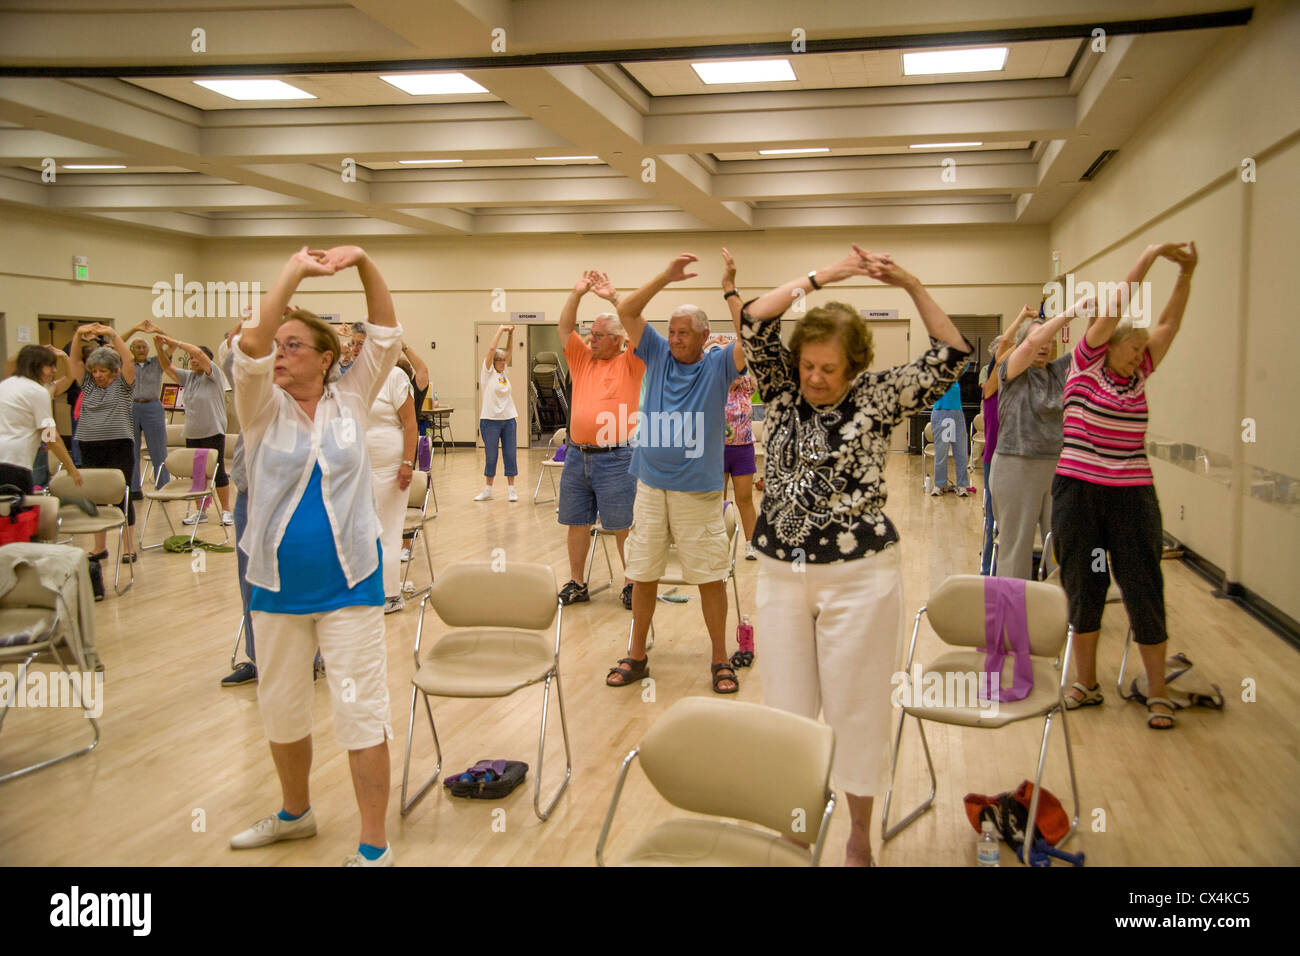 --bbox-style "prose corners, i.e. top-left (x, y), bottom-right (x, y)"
top-left (741, 245), bottom-right (971, 866)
